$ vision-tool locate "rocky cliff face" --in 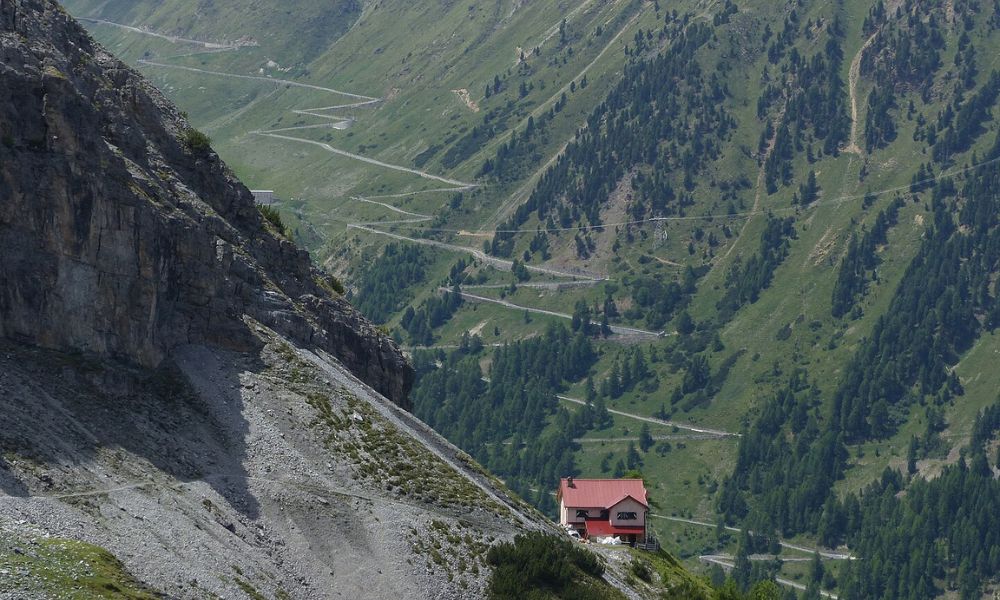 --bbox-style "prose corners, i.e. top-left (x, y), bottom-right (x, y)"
top-left (0, 0), bottom-right (412, 406)
top-left (0, 2), bottom-right (558, 597)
